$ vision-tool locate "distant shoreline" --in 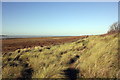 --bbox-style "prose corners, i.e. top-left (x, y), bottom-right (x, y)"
top-left (0, 35), bottom-right (82, 40)
top-left (2, 36), bottom-right (86, 53)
